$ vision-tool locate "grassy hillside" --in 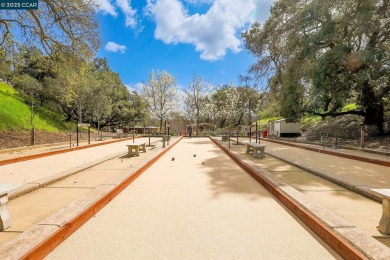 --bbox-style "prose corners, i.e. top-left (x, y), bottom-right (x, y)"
top-left (0, 82), bottom-right (70, 132)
